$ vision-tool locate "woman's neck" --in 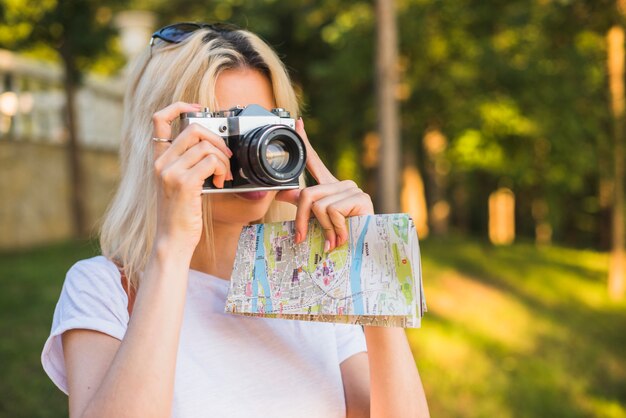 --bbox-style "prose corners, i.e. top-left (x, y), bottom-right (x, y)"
top-left (189, 220), bottom-right (246, 280)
